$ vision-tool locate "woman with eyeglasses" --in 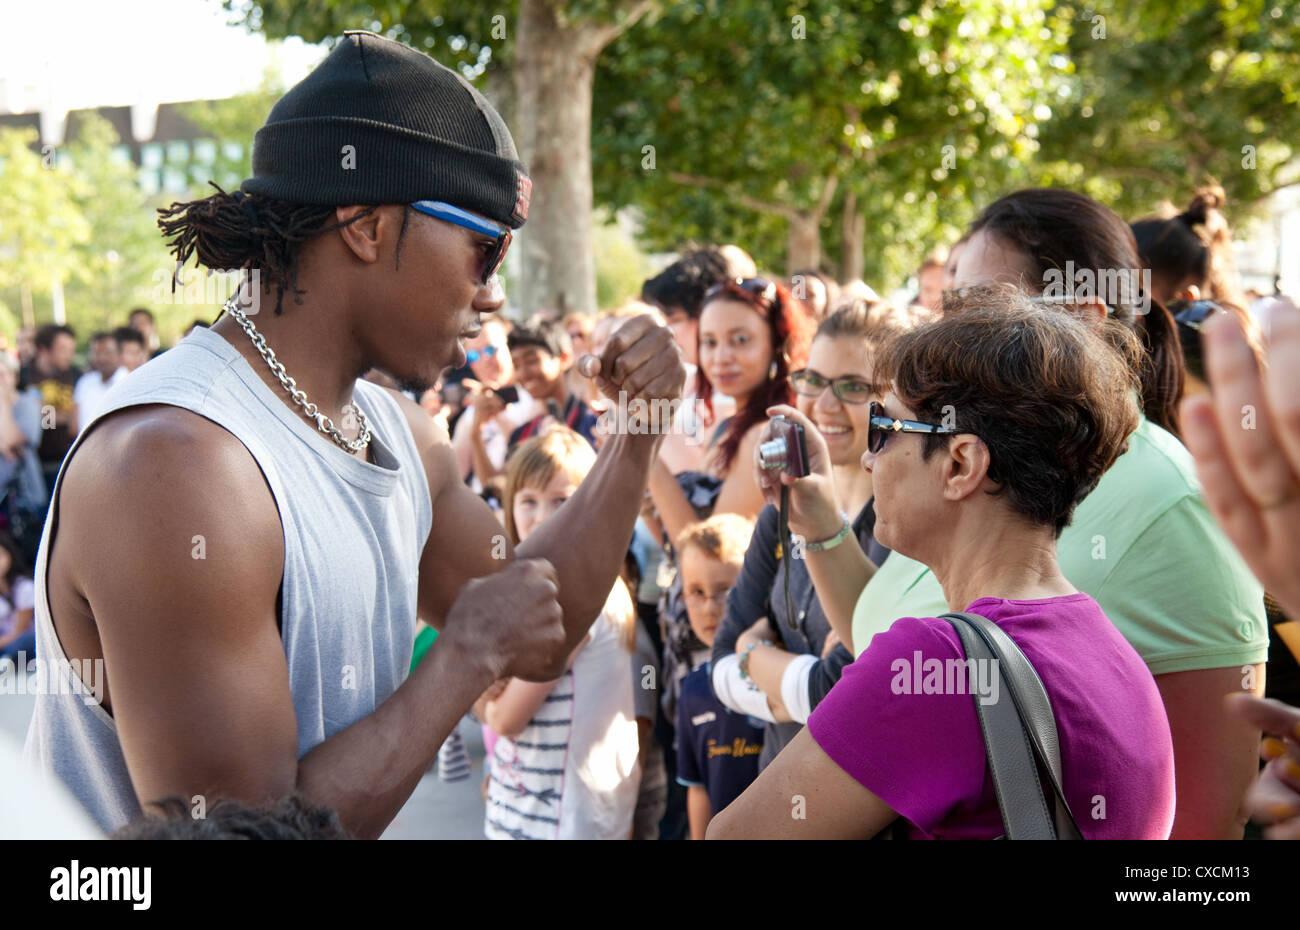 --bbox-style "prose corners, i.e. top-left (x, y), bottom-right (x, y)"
top-left (850, 188), bottom-right (1269, 840)
top-left (708, 299), bottom-right (918, 768)
top-left (709, 293), bottom-right (1176, 839)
